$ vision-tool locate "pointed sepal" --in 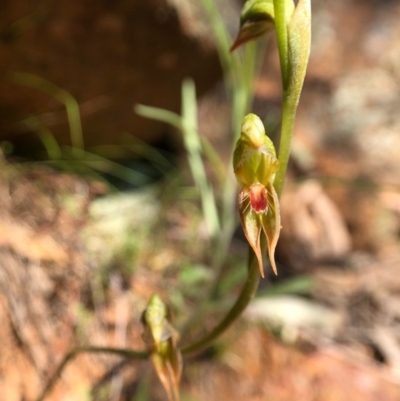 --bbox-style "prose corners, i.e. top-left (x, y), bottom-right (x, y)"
top-left (239, 188), bottom-right (264, 276)
top-left (262, 182), bottom-right (281, 275)
top-left (150, 342), bottom-right (182, 401)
